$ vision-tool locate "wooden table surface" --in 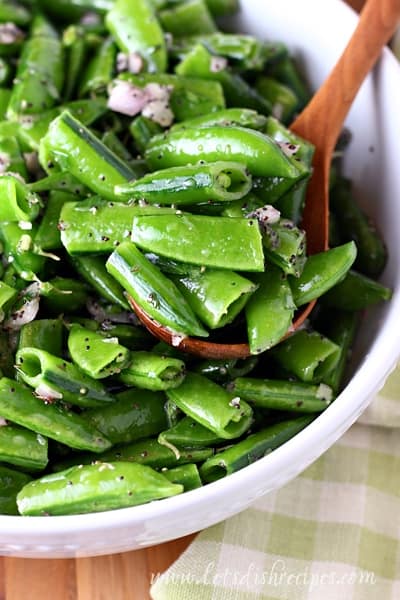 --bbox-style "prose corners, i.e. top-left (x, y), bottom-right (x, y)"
top-left (0, 1), bottom-right (368, 598)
